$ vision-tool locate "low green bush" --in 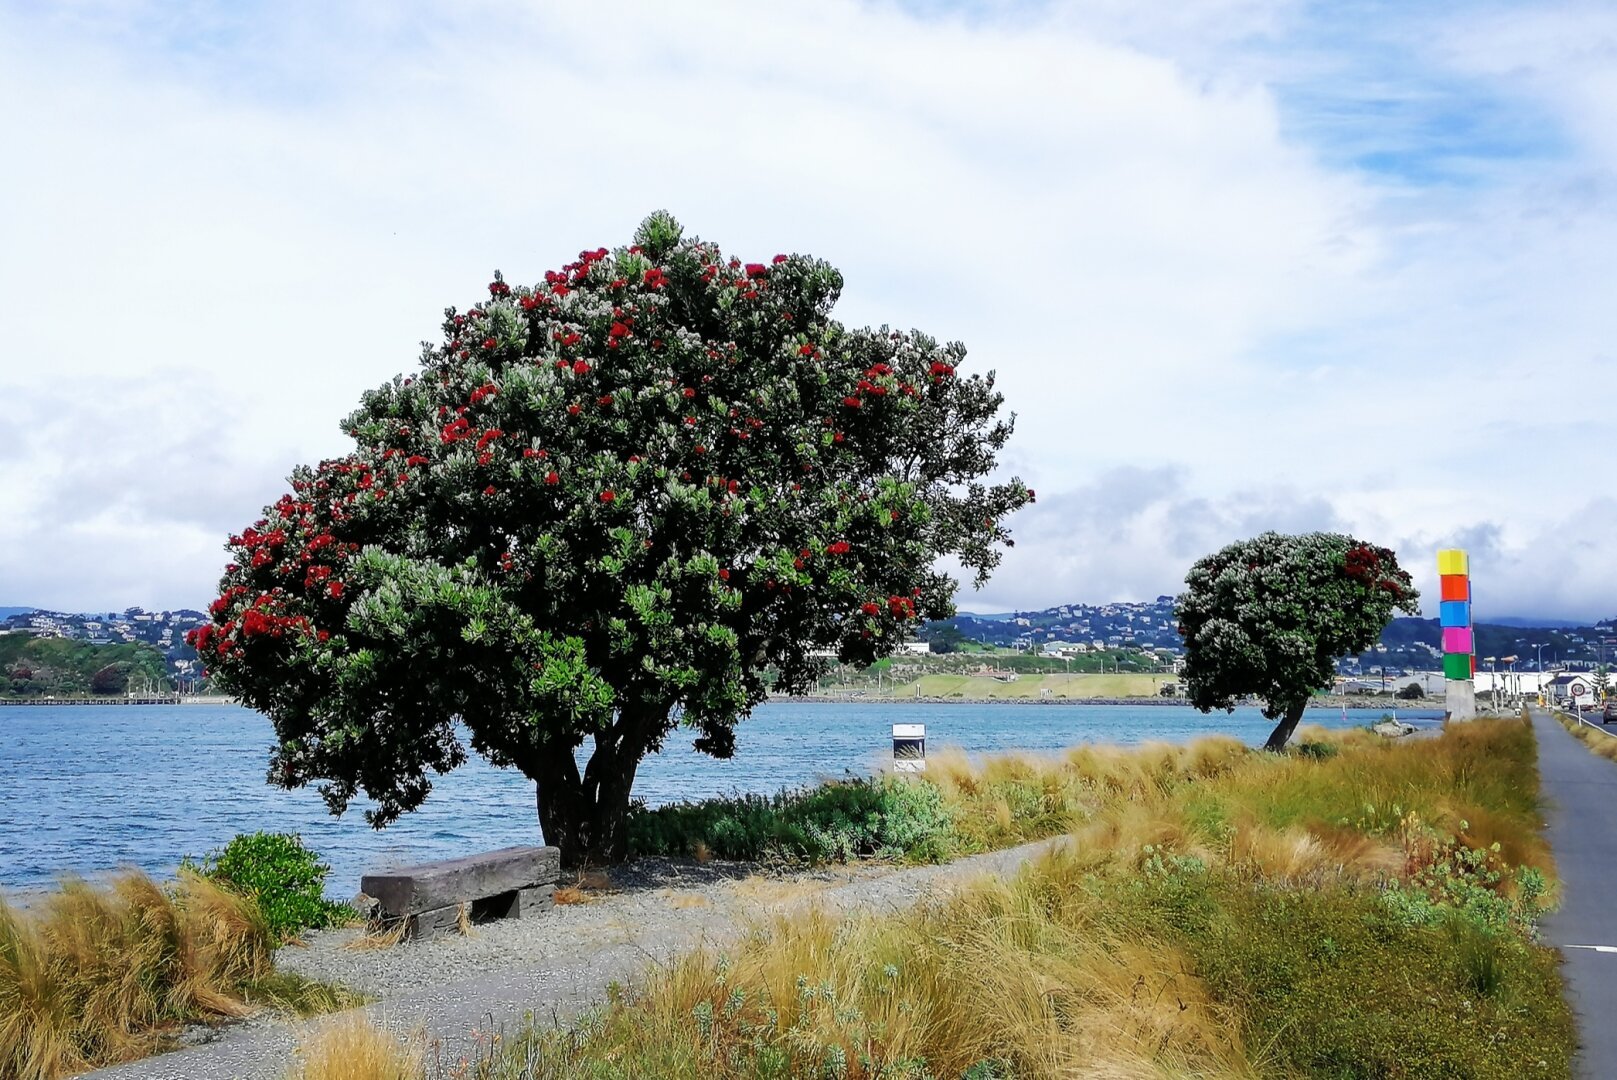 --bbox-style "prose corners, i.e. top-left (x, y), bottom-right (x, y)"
top-left (627, 776), bottom-right (954, 864)
top-left (1110, 860), bottom-right (1573, 1079)
top-left (183, 832), bottom-right (351, 940)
